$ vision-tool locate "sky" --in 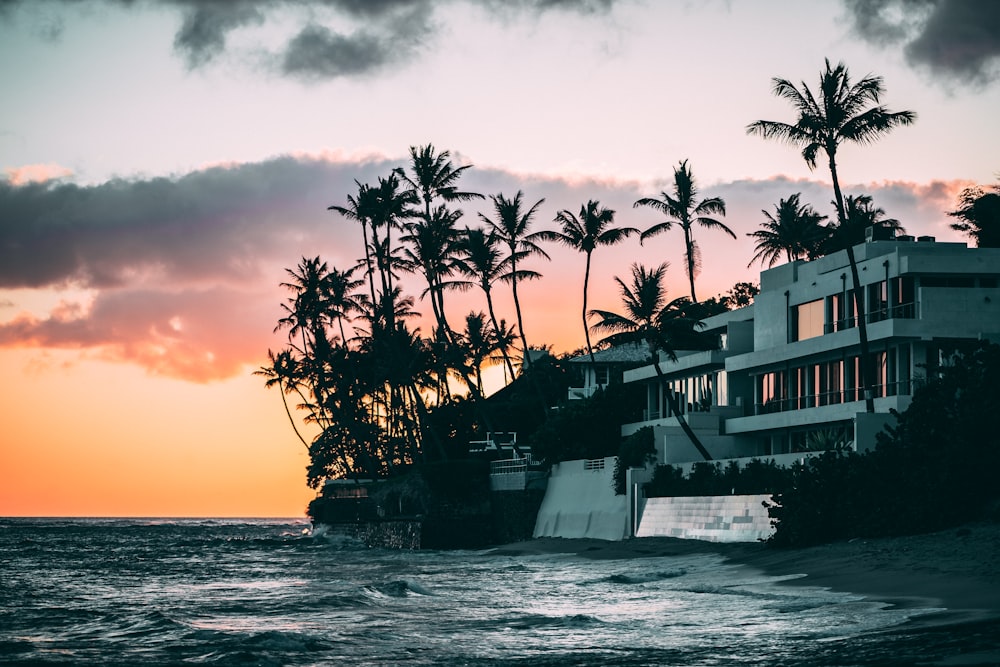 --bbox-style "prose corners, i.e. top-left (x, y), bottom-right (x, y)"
top-left (1, 0), bottom-right (998, 517)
